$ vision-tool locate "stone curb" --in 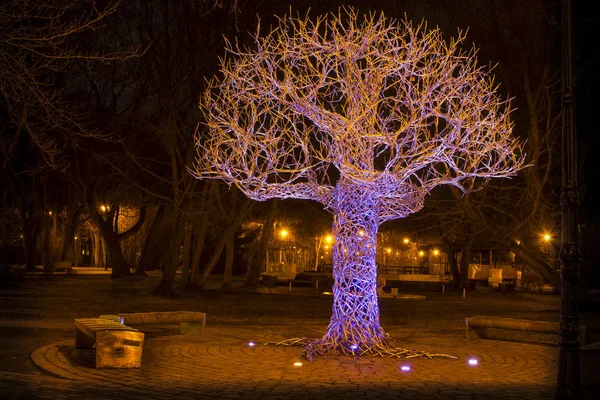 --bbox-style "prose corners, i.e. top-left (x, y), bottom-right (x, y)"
top-left (31, 340), bottom-right (79, 380)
